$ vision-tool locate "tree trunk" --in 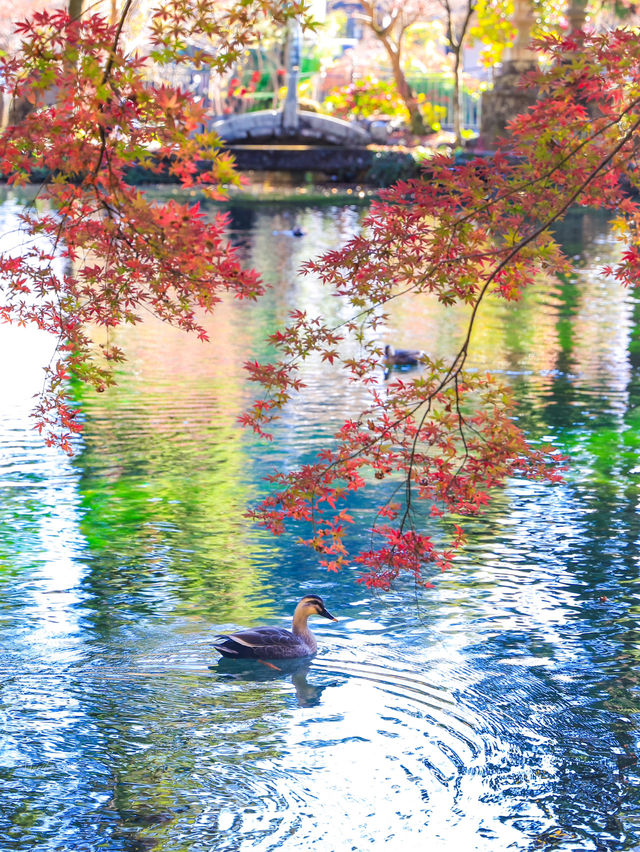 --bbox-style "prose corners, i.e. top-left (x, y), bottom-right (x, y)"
top-left (68, 0), bottom-right (83, 21)
top-left (567, 0), bottom-right (587, 32)
top-left (381, 37), bottom-right (425, 136)
top-left (442, 0), bottom-right (476, 146)
top-left (452, 44), bottom-right (463, 147)
top-left (479, 0), bottom-right (537, 148)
